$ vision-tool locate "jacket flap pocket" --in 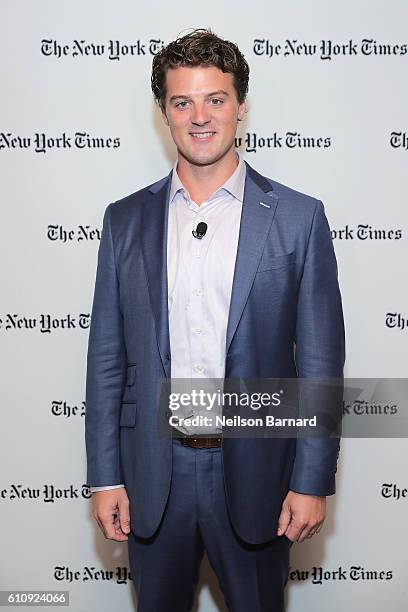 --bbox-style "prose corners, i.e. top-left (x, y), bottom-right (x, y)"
top-left (126, 365), bottom-right (136, 386)
top-left (257, 251), bottom-right (295, 272)
top-left (120, 402), bottom-right (137, 427)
